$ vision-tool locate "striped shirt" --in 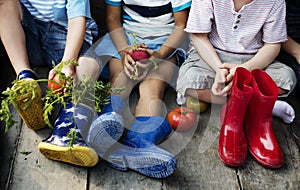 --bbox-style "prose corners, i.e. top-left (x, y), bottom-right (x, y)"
top-left (20, 0), bottom-right (98, 44)
top-left (186, 0), bottom-right (287, 54)
top-left (106, 0), bottom-right (191, 38)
